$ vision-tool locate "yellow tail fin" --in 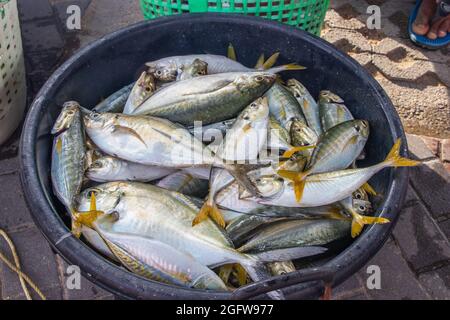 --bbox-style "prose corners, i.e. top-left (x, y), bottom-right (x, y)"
top-left (279, 63), bottom-right (306, 71)
top-left (71, 192), bottom-right (103, 237)
top-left (277, 169), bottom-right (310, 203)
top-left (218, 264), bottom-right (233, 284)
top-left (350, 209), bottom-right (390, 238)
top-left (227, 43), bottom-right (237, 61)
top-left (385, 139), bottom-right (420, 167)
top-left (234, 264), bottom-right (248, 286)
top-left (193, 201), bottom-right (225, 228)
top-left (254, 53), bottom-right (265, 69)
top-left (282, 145), bottom-right (315, 158)
top-left (263, 52), bottom-right (280, 69)
top-left (362, 182), bottom-right (377, 196)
